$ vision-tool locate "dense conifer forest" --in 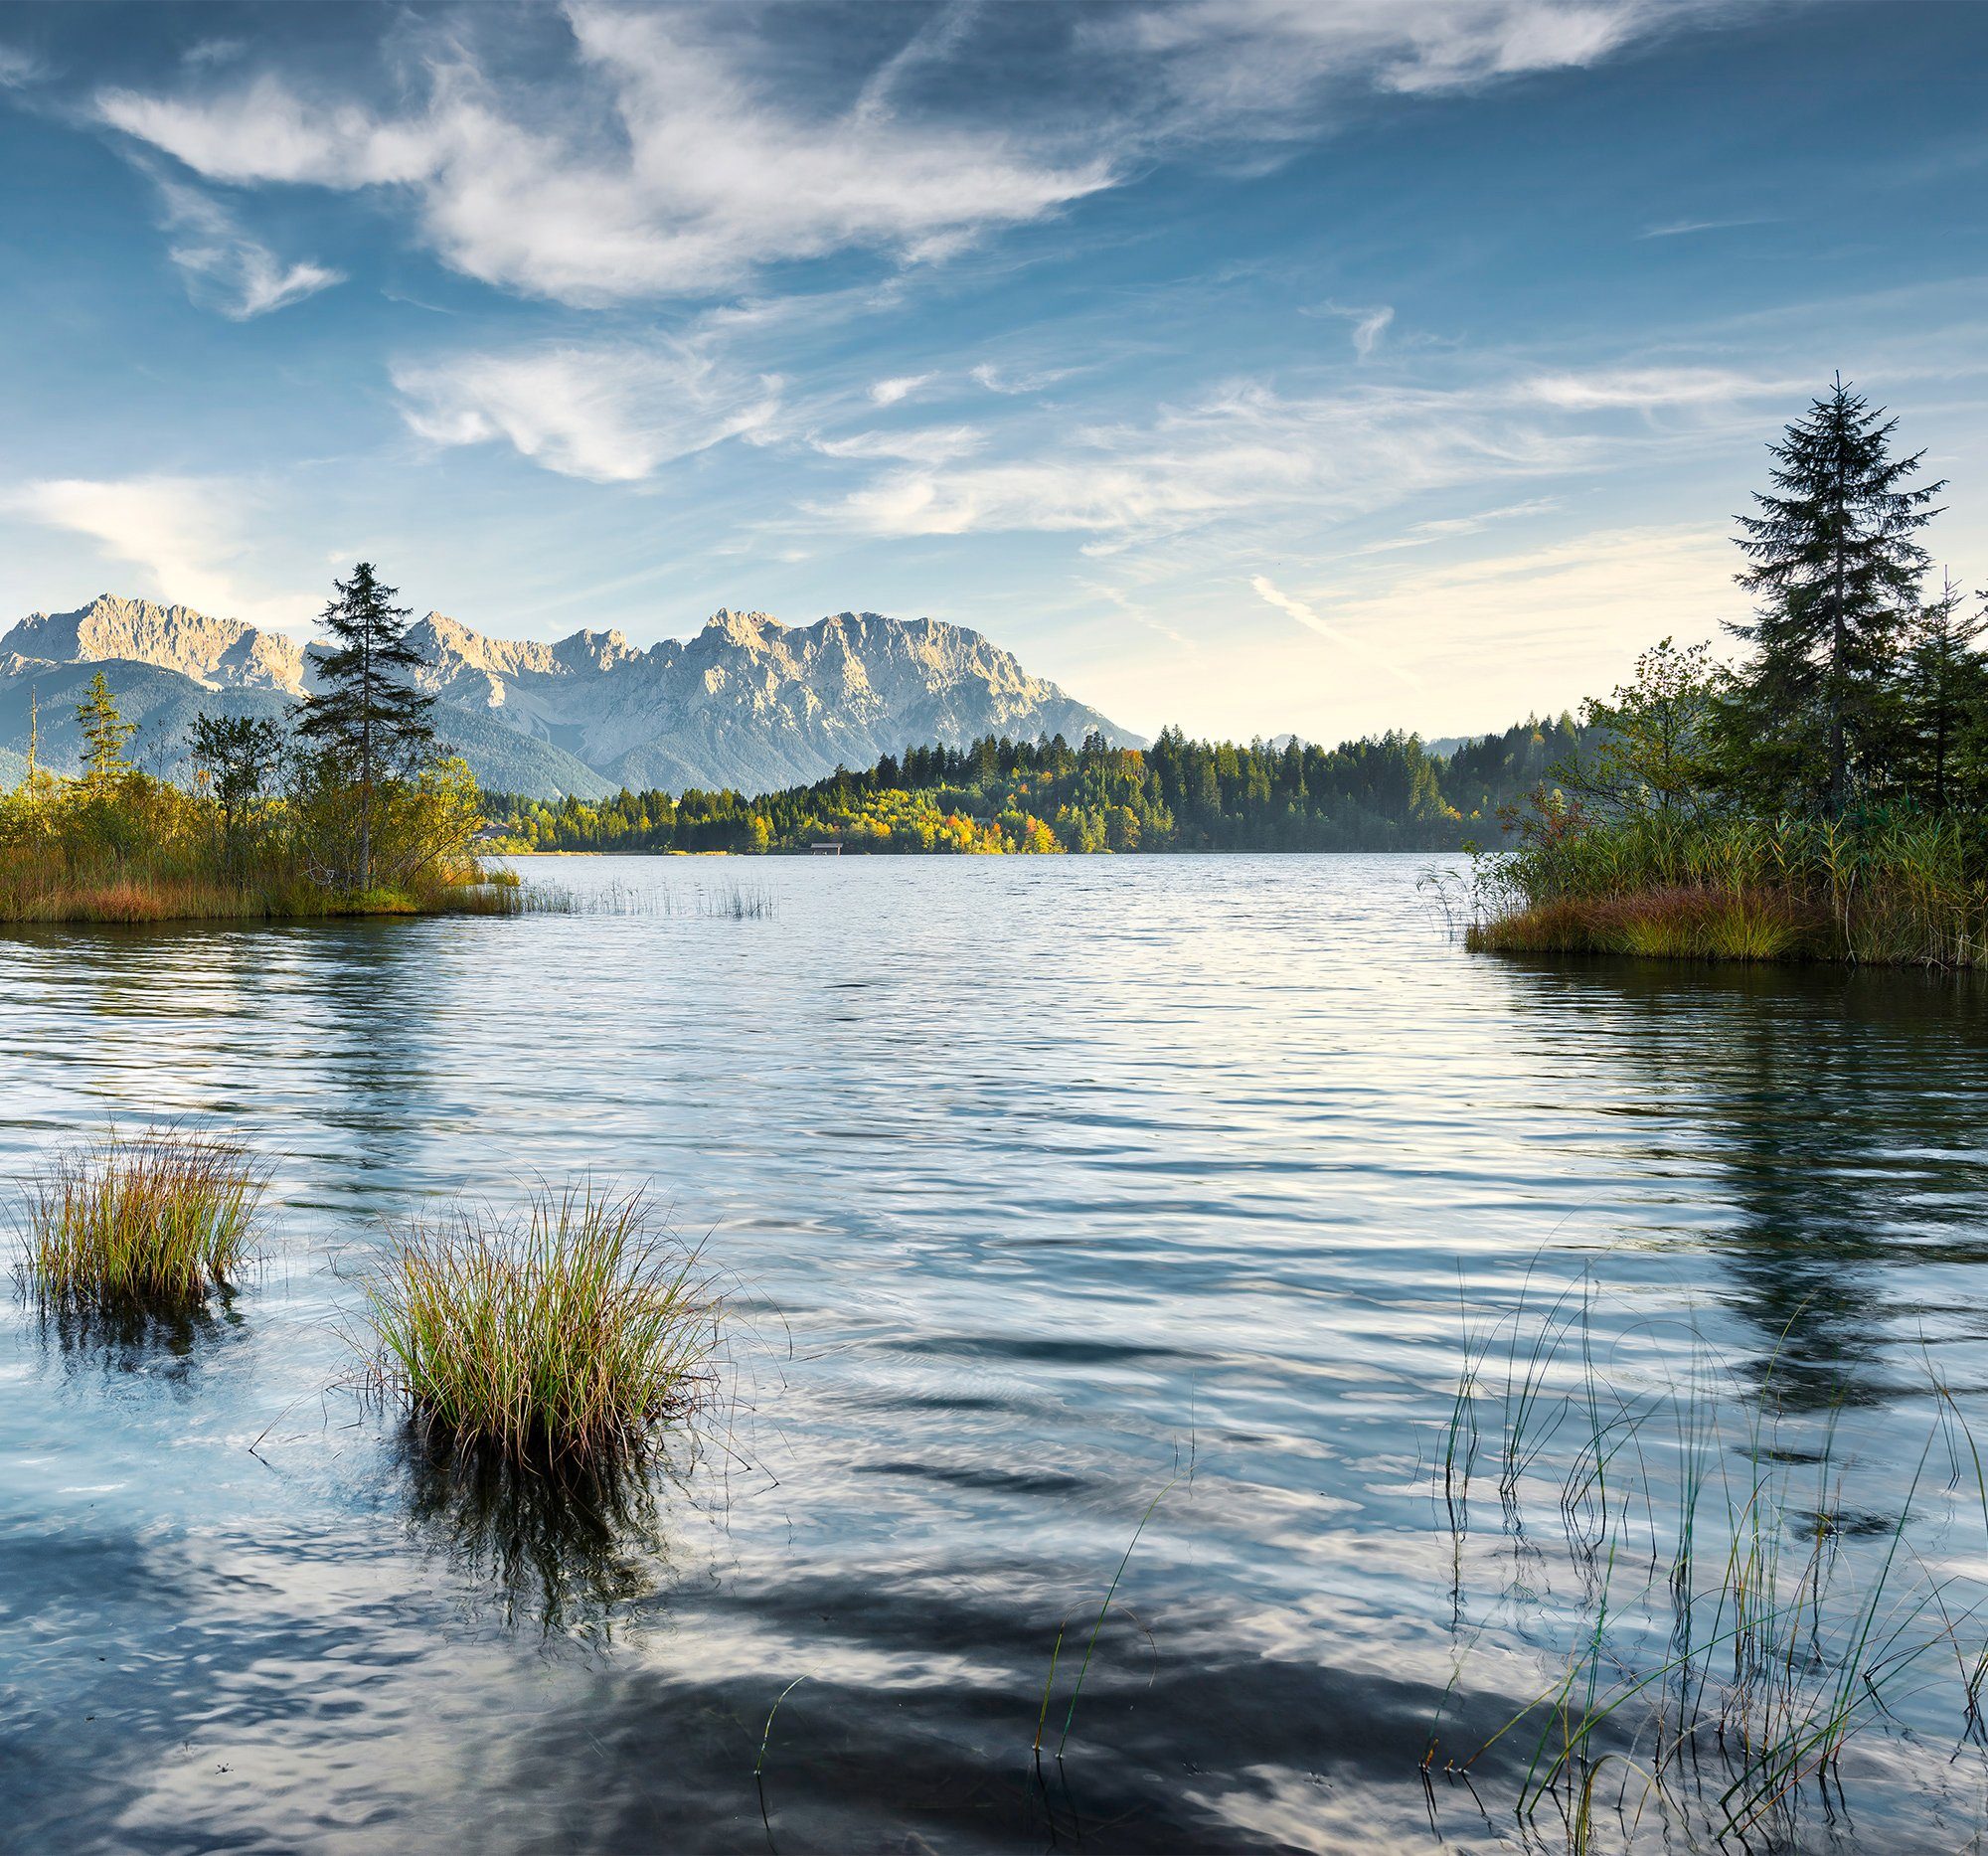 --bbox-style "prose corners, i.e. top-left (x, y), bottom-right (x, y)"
top-left (484, 715), bottom-right (1583, 855)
